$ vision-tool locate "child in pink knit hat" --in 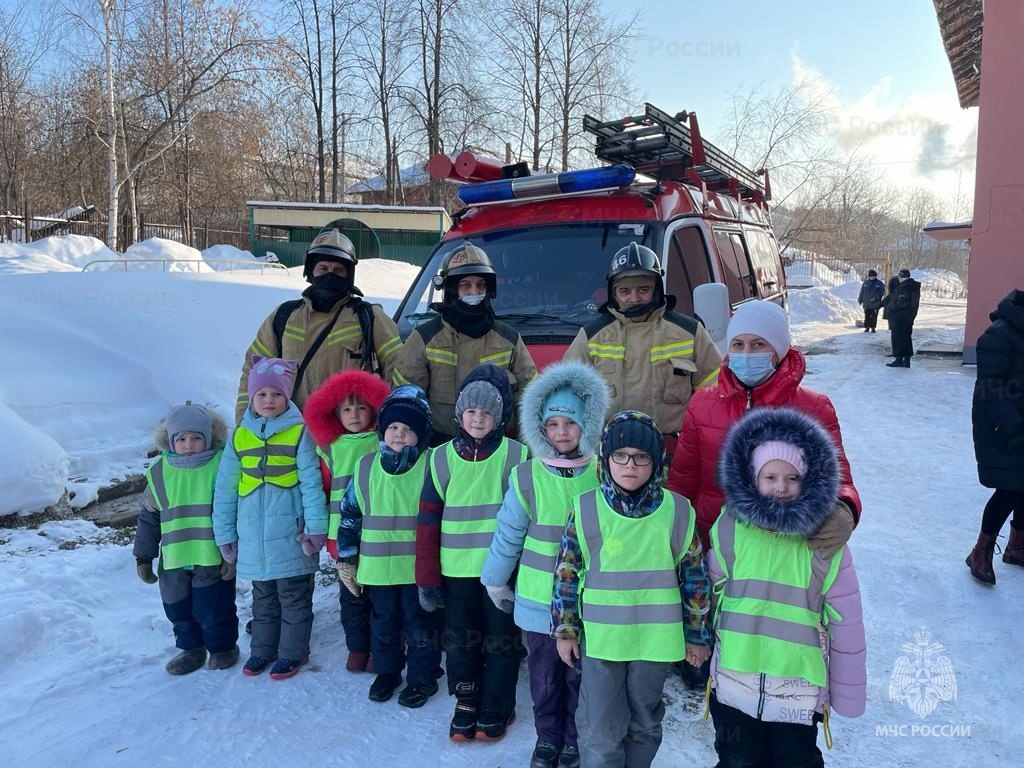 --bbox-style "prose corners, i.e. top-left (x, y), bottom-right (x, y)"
top-left (213, 356), bottom-right (329, 681)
